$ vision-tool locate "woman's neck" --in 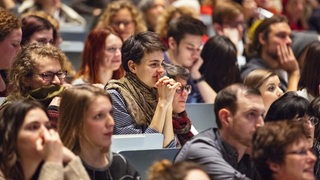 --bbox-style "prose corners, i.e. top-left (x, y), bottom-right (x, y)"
top-left (20, 157), bottom-right (41, 179)
top-left (98, 68), bottom-right (113, 85)
top-left (80, 146), bottom-right (109, 168)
